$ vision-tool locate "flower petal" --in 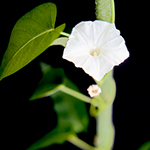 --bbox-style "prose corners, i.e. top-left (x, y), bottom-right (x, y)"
top-left (93, 21), bottom-right (119, 47)
top-left (62, 22), bottom-right (92, 66)
top-left (62, 38), bottom-right (91, 67)
top-left (101, 36), bottom-right (129, 66)
top-left (62, 20), bottom-right (129, 81)
top-left (74, 21), bottom-right (95, 49)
